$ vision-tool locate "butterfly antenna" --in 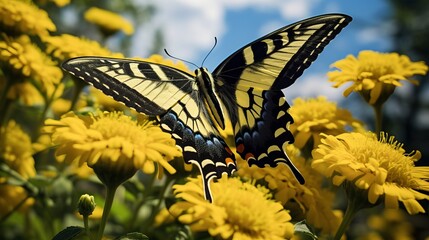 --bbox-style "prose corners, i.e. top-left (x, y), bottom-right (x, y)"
top-left (201, 37), bottom-right (217, 67)
top-left (164, 49), bottom-right (199, 69)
